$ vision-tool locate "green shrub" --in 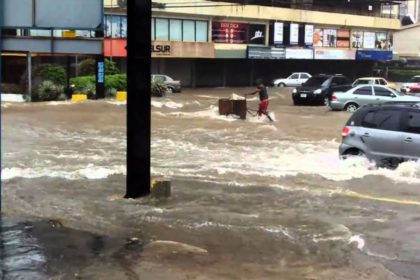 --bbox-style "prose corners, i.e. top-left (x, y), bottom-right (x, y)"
top-left (37, 80), bottom-right (64, 101)
top-left (105, 74), bottom-right (126, 91)
top-left (70, 74), bottom-right (126, 98)
top-left (20, 63), bottom-right (67, 93)
top-left (151, 79), bottom-right (167, 97)
top-left (388, 69), bottom-right (420, 82)
top-left (77, 58), bottom-right (121, 76)
top-left (57, 93), bottom-right (68, 101)
top-left (106, 88), bottom-right (117, 98)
